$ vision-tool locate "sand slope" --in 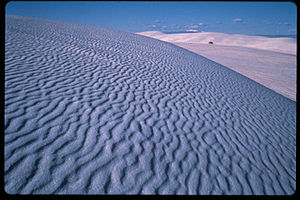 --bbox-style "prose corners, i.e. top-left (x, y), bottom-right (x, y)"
top-left (137, 31), bottom-right (297, 102)
top-left (5, 15), bottom-right (296, 194)
top-left (173, 42), bottom-right (296, 101)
